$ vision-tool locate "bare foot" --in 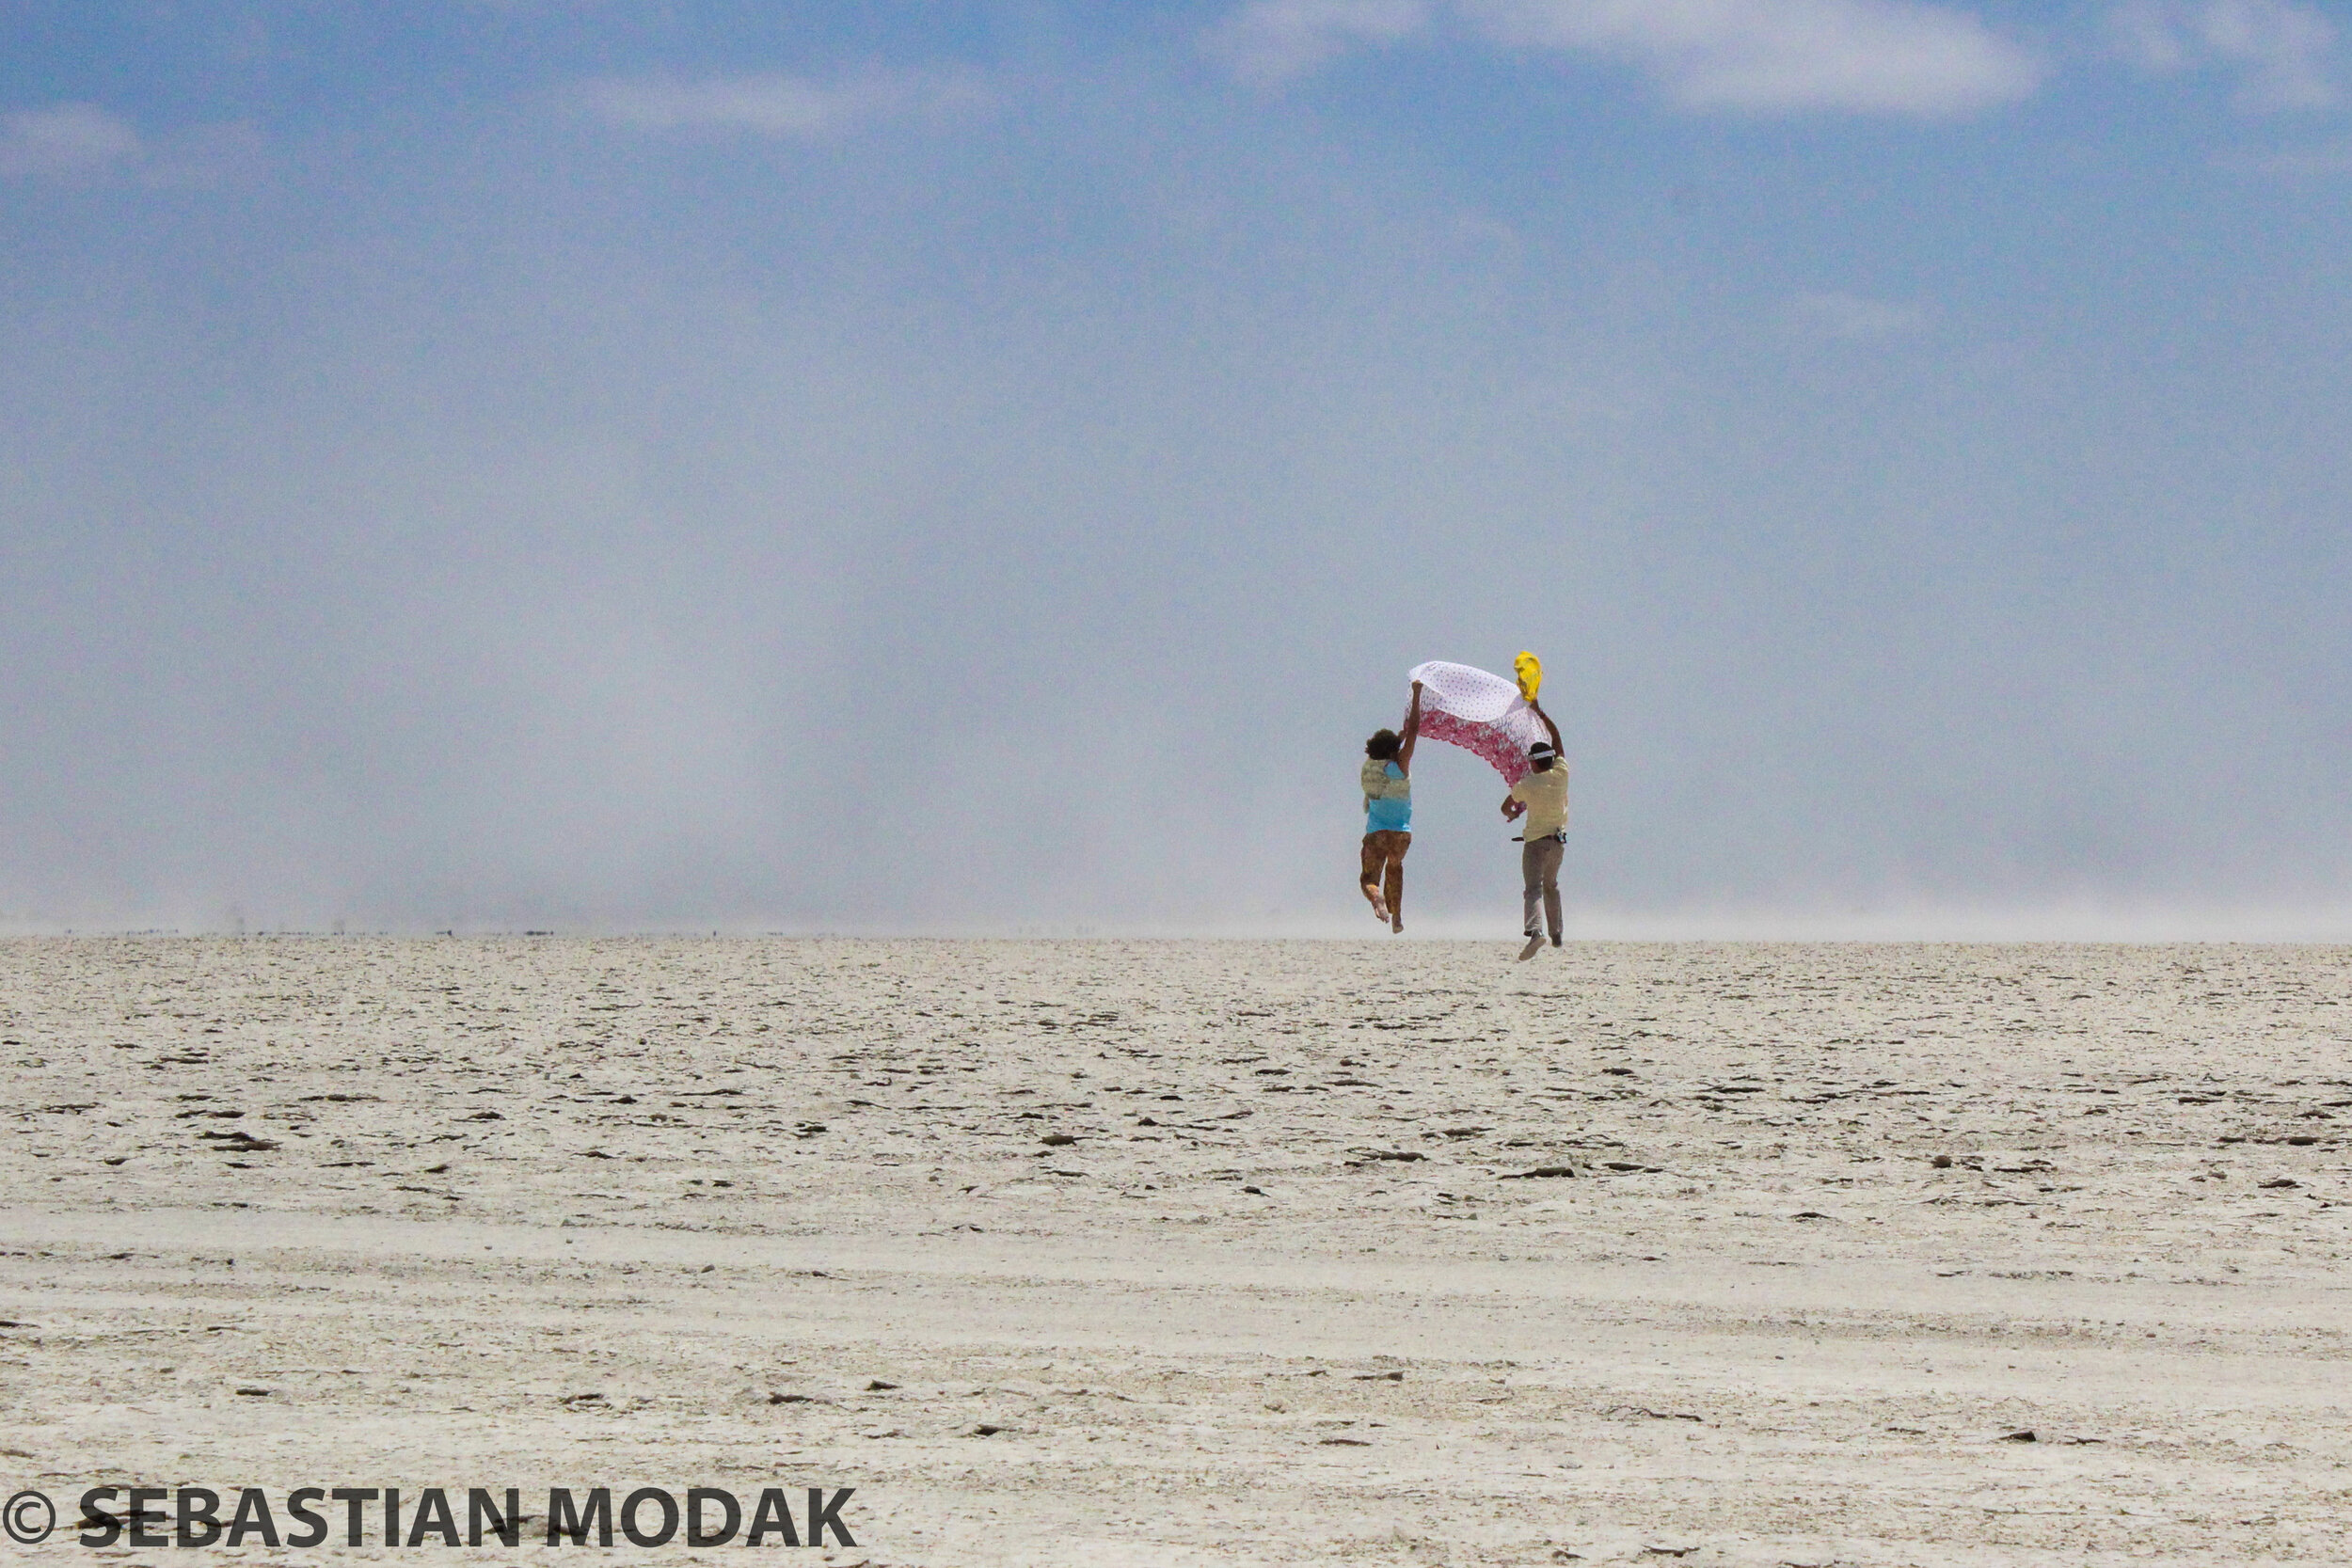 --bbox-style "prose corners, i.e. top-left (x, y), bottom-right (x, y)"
top-left (1370, 895), bottom-right (1390, 923)
top-left (1391, 914), bottom-right (1404, 934)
